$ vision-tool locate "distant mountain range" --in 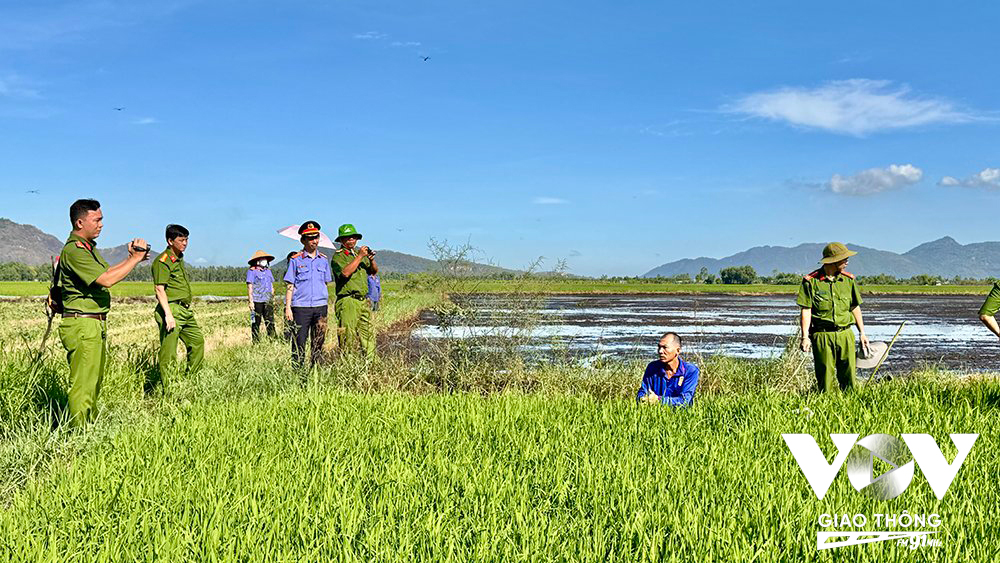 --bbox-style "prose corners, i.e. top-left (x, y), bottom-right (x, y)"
top-left (0, 218), bottom-right (509, 275)
top-left (643, 237), bottom-right (1000, 278)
